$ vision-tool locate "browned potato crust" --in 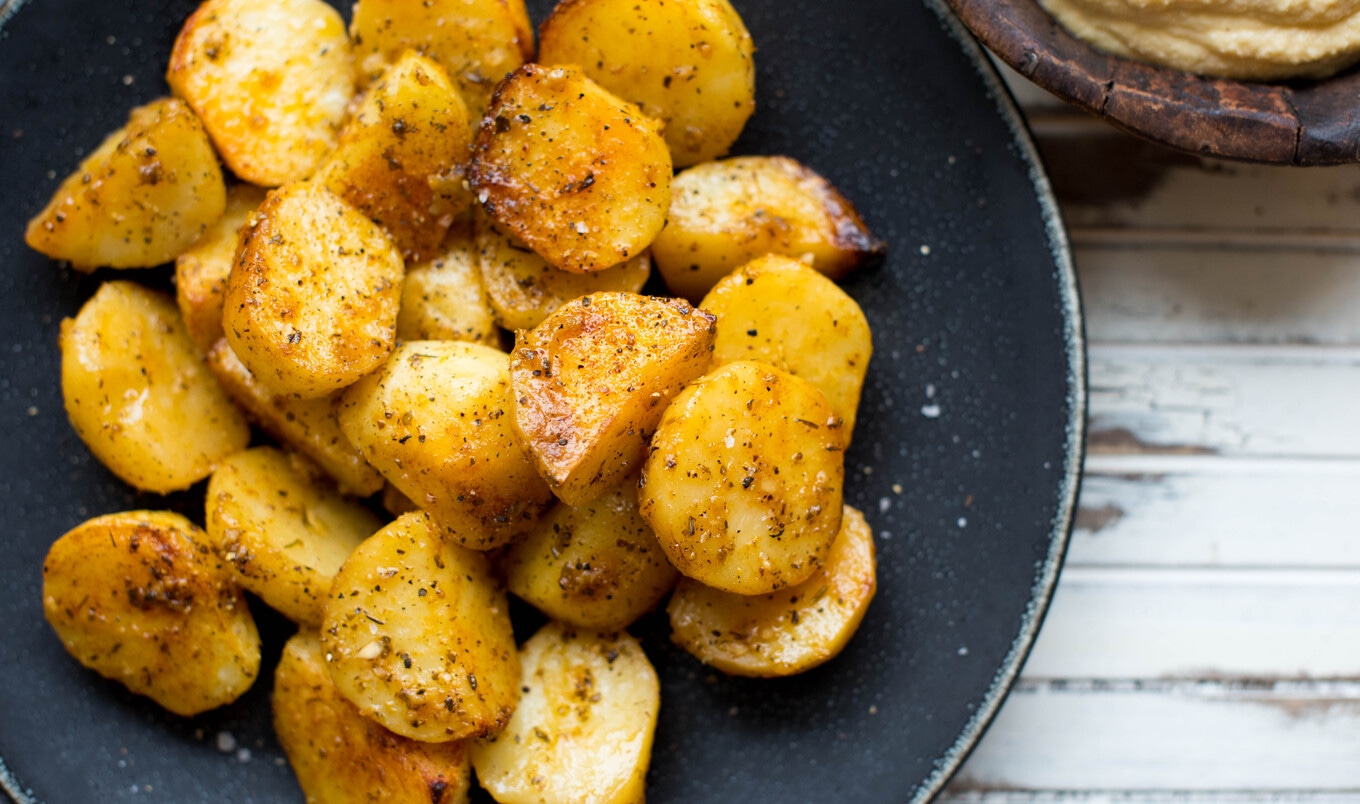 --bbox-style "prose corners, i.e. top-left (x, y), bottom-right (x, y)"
top-left (511, 292), bottom-right (717, 506)
top-left (42, 511), bottom-right (260, 716)
top-left (668, 505), bottom-right (876, 677)
top-left (167, 0), bottom-right (355, 186)
top-left (176, 184), bottom-right (267, 353)
top-left (470, 64), bottom-right (673, 274)
top-left (538, 0), bottom-right (756, 167)
top-left (61, 281), bottom-right (251, 494)
top-left (25, 97), bottom-right (226, 271)
top-left (223, 182), bottom-right (405, 399)
top-left (397, 225), bottom-right (501, 345)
